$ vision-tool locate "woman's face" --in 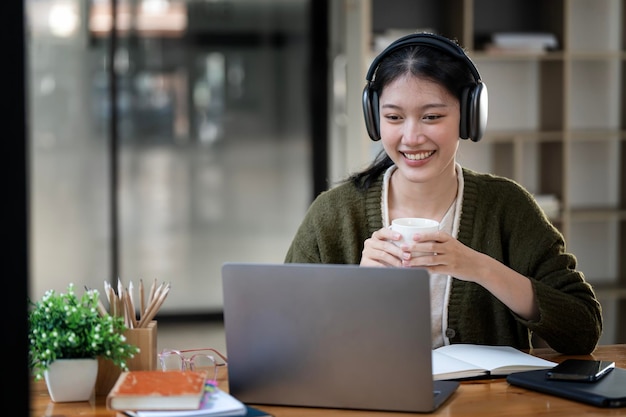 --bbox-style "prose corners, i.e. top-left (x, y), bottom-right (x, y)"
top-left (379, 74), bottom-right (460, 185)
